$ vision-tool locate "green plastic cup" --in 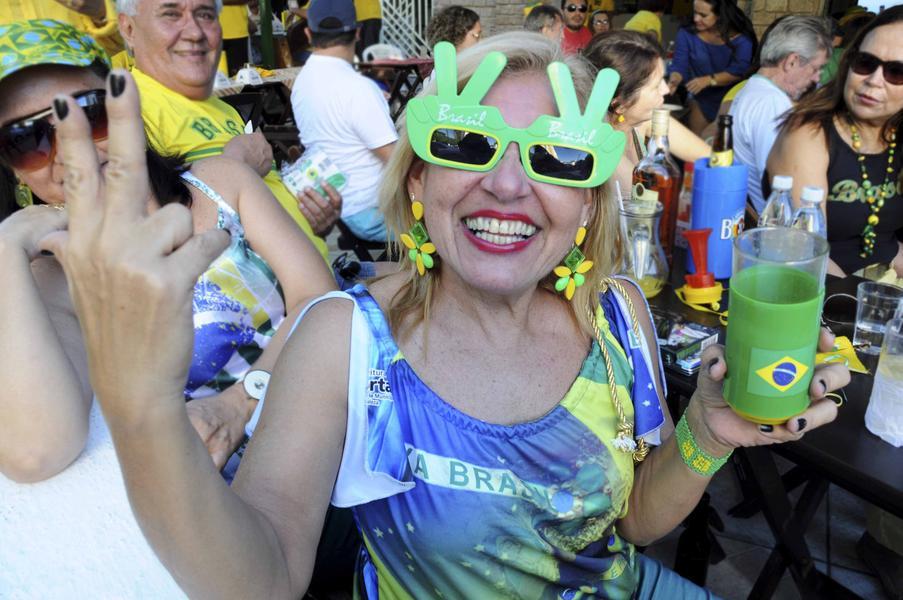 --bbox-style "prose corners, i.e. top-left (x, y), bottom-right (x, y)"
top-left (724, 228), bottom-right (829, 424)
